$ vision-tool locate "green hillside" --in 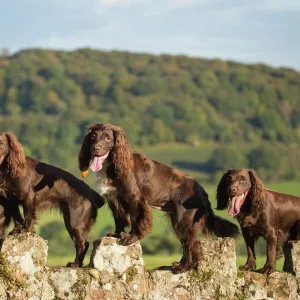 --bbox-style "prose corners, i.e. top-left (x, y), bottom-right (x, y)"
top-left (1, 49), bottom-right (300, 181)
